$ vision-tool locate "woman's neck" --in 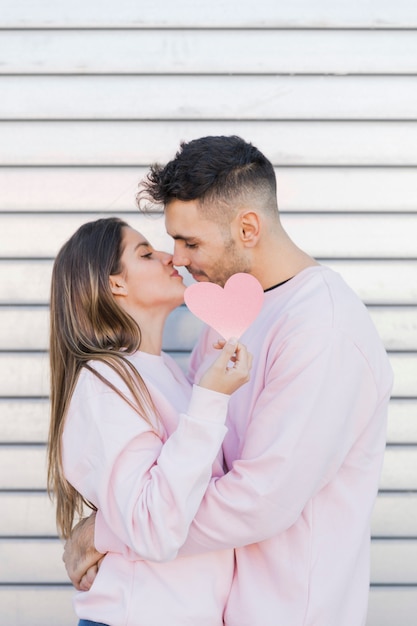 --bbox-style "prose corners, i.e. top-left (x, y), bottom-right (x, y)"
top-left (131, 309), bottom-right (169, 356)
top-left (138, 333), bottom-right (164, 356)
